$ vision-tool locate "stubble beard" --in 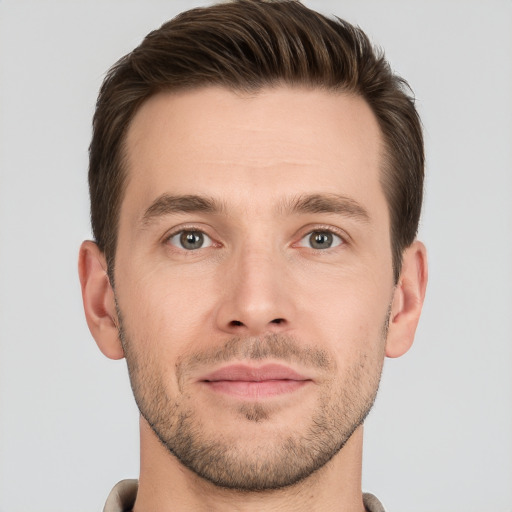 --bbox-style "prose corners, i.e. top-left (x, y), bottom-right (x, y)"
top-left (117, 308), bottom-right (387, 492)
